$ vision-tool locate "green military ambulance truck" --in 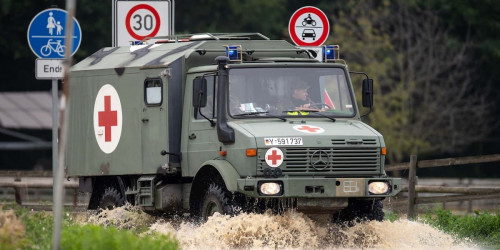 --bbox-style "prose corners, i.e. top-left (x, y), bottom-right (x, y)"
top-left (67, 33), bottom-right (401, 221)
